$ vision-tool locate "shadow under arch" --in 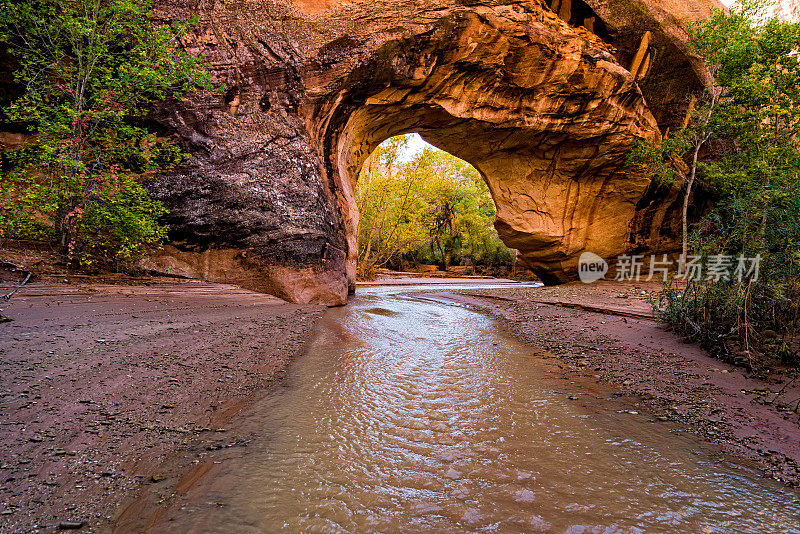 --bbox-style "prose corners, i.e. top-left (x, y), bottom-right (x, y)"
top-left (313, 8), bottom-right (665, 293)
